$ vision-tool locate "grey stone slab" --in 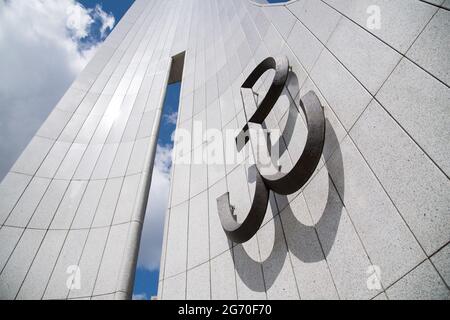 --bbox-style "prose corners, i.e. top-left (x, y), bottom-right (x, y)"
top-left (91, 177), bottom-right (123, 228)
top-left (58, 113), bottom-right (87, 143)
top-left (127, 138), bottom-right (151, 175)
top-left (94, 223), bottom-right (130, 295)
top-left (233, 235), bottom-right (267, 300)
top-left (91, 143), bottom-right (119, 180)
top-left (73, 144), bottom-right (103, 180)
top-left (109, 141), bottom-right (134, 178)
top-left (16, 230), bottom-right (67, 300)
top-left (50, 180), bottom-right (88, 230)
top-left (164, 202), bottom-right (189, 278)
top-left (71, 180), bottom-right (106, 229)
top-left (11, 136), bottom-right (54, 176)
top-left (136, 112), bottom-right (157, 139)
top-left (54, 143), bottom-right (87, 180)
top-left (351, 100), bottom-right (450, 255)
top-left (55, 87), bottom-right (87, 113)
top-left (310, 49), bottom-right (372, 130)
top-left (162, 272), bottom-right (186, 300)
top-left (36, 109), bottom-right (72, 140)
top-left (208, 179), bottom-right (231, 258)
top-left (36, 141), bottom-right (71, 178)
top-left (28, 179), bottom-right (69, 229)
top-left (288, 0), bottom-right (342, 44)
top-left (431, 244), bottom-right (450, 287)
top-left (0, 229), bottom-right (45, 300)
top-left (0, 226), bottom-right (23, 272)
top-left (376, 59), bottom-right (450, 176)
top-left (187, 191), bottom-right (209, 269)
top-left (327, 17), bottom-right (401, 94)
top-left (68, 227), bottom-right (109, 298)
top-left (263, 5), bottom-right (296, 40)
top-left (386, 260), bottom-right (449, 300)
top-left (6, 177), bottom-right (51, 228)
top-left (186, 262), bottom-right (210, 300)
top-left (74, 92), bottom-right (101, 116)
top-left (407, 8), bottom-right (450, 85)
top-left (189, 160), bottom-right (208, 198)
top-left (74, 114), bottom-right (102, 144)
top-left (211, 250), bottom-right (237, 300)
top-left (323, 0), bottom-right (437, 53)
top-left (43, 229), bottom-right (89, 299)
top-left (286, 21), bottom-right (324, 73)
top-left (169, 156), bottom-right (191, 207)
top-left (304, 166), bottom-right (378, 299)
top-left (0, 173), bottom-right (31, 225)
top-left (280, 192), bottom-right (339, 299)
top-left (113, 174), bottom-right (141, 224)
top-left (258, 215), bottom-right (300, 300)
top-left (328, 136), bottom-right (426, 287)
